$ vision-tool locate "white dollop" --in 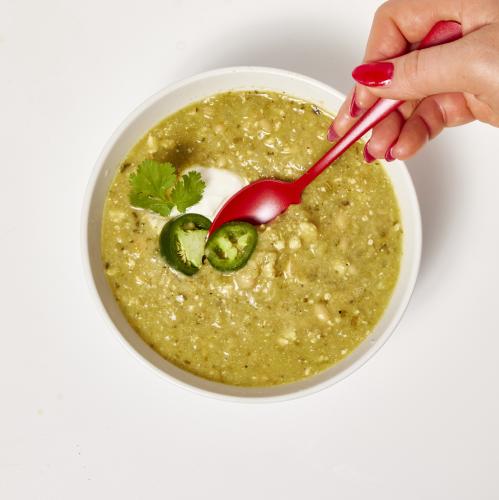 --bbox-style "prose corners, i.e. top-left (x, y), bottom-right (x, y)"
top-left (175, 165), bottom-right (246, 219)
top-left (142, 165), bottom-right (246, 233)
